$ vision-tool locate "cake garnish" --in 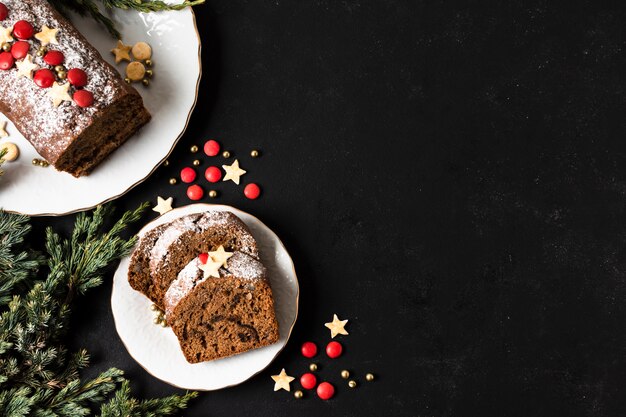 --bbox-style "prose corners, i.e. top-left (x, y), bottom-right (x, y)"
top-left (111, 40), bottom-right (131, 63)
top-left (34, 25), bottom-right (58, 46)
top-left (222, 159), bottom-right (247, 184)
top-left (208, 245), bottom-right (233, 268)
top-left (152, 196), bottom-right (173, 216)
top-left (15, 54), bottom-right (37, 78)
top-left (198, 256), bottom-right (221, 279)
top-left (271, 369), bottom-right (295, 392)
top-left (0, 25), bottom-right (12, 44)
top-left (47, 81), bottom-right (72, 107)
top-left (324, 314), bottom-right (349, 338)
